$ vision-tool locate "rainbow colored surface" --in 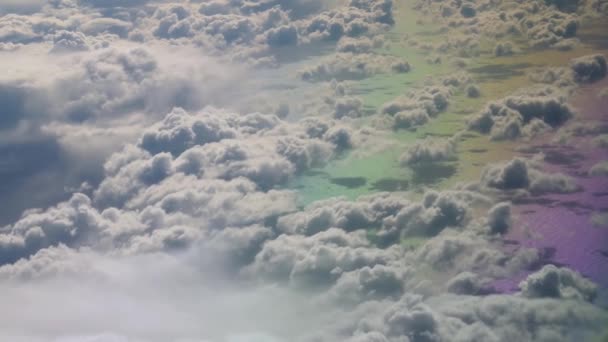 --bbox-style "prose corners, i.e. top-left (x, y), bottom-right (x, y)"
top-left (292, 0), bottom-right (608, 298)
